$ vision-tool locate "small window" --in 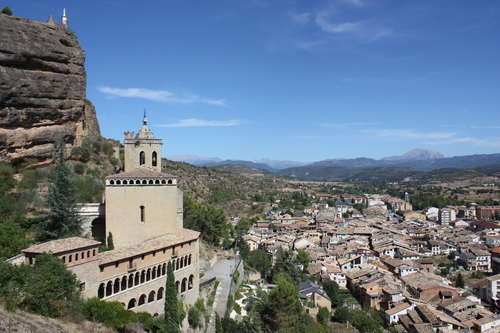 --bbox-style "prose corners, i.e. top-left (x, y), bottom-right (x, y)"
top-left (80, 282), bottom-right (86, 291)
top-left (81, 252), bottom-right (85, 259)
top-left (75, 253), bottom-right (79, 261)
top-left (69, 255), bottom-right (72, 263)
top-left (93, 249), bottom-right (96, 256)
top-left (62, 256), bottom-right (66, 263)
top-left (152, 151), bottom-right (157, 167)
top-left (140, 205), bottom-right (145, 223)
top-left (140, 151), bottom-right (145, 165)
